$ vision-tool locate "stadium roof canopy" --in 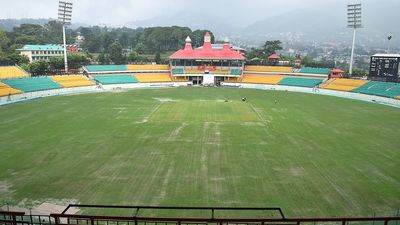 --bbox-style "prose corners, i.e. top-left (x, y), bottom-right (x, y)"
top-left (195, 44), bottom-right (245, 52)
top-left (17, 44), bottom-right (64, 51)
top-left (169, 32), bottom-right (245, 60)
